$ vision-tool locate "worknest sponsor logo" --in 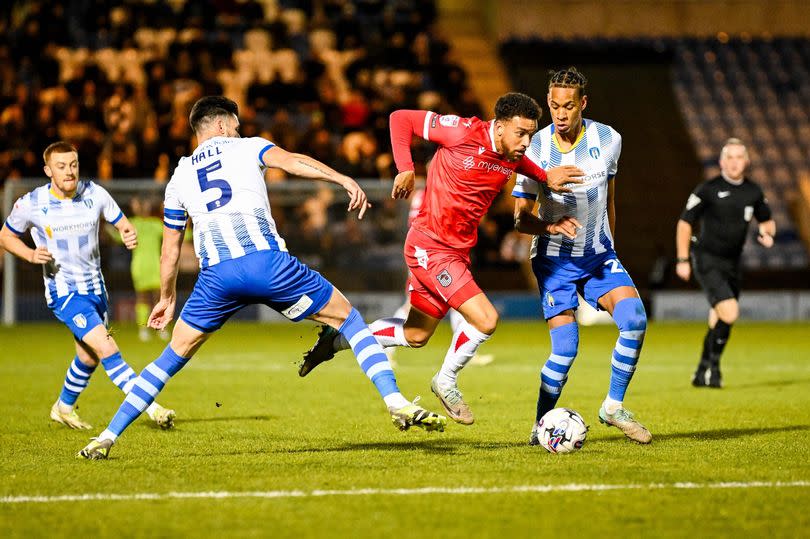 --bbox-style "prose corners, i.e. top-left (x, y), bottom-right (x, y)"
top-left (50, 221), bottom-right (96, 233)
